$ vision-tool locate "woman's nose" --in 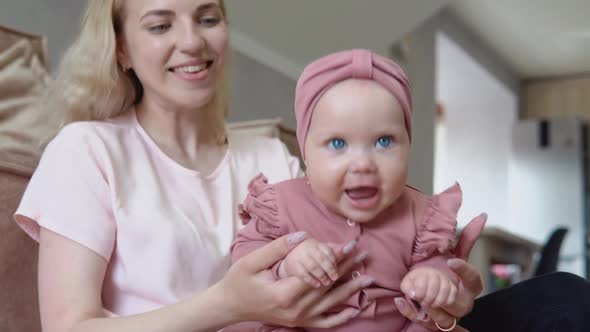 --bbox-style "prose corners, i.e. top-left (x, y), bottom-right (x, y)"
top-left (177, 25), bottom-right (206, 53)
